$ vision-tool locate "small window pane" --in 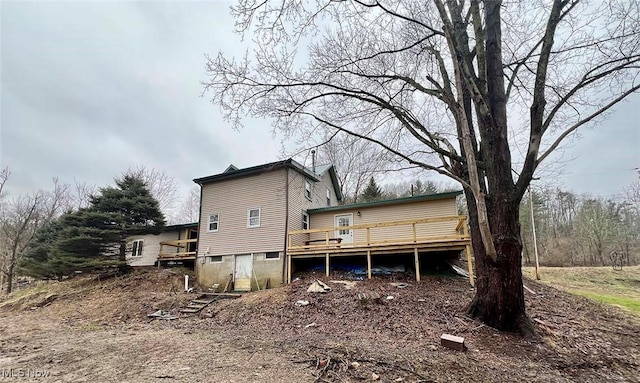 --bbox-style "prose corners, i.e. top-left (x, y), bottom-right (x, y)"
top-left (209, 214), bottom-right (219, 232)
top-left (248, 208), bottom-right (260, 227)
top-left (265, 252), bottom-right (280, 259)
top-left (131, 240), bottom-right (143, 257)
top-left (302, 212), bottom-right (309, 230)
top-left (338, 217), bottom-right (350, 235)
top-left (209, 256), bottom-right (222, 263)
top-left (305, 180), bottom-right (312, 200)
top-left (326, 188), bottom-right (331, 206)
